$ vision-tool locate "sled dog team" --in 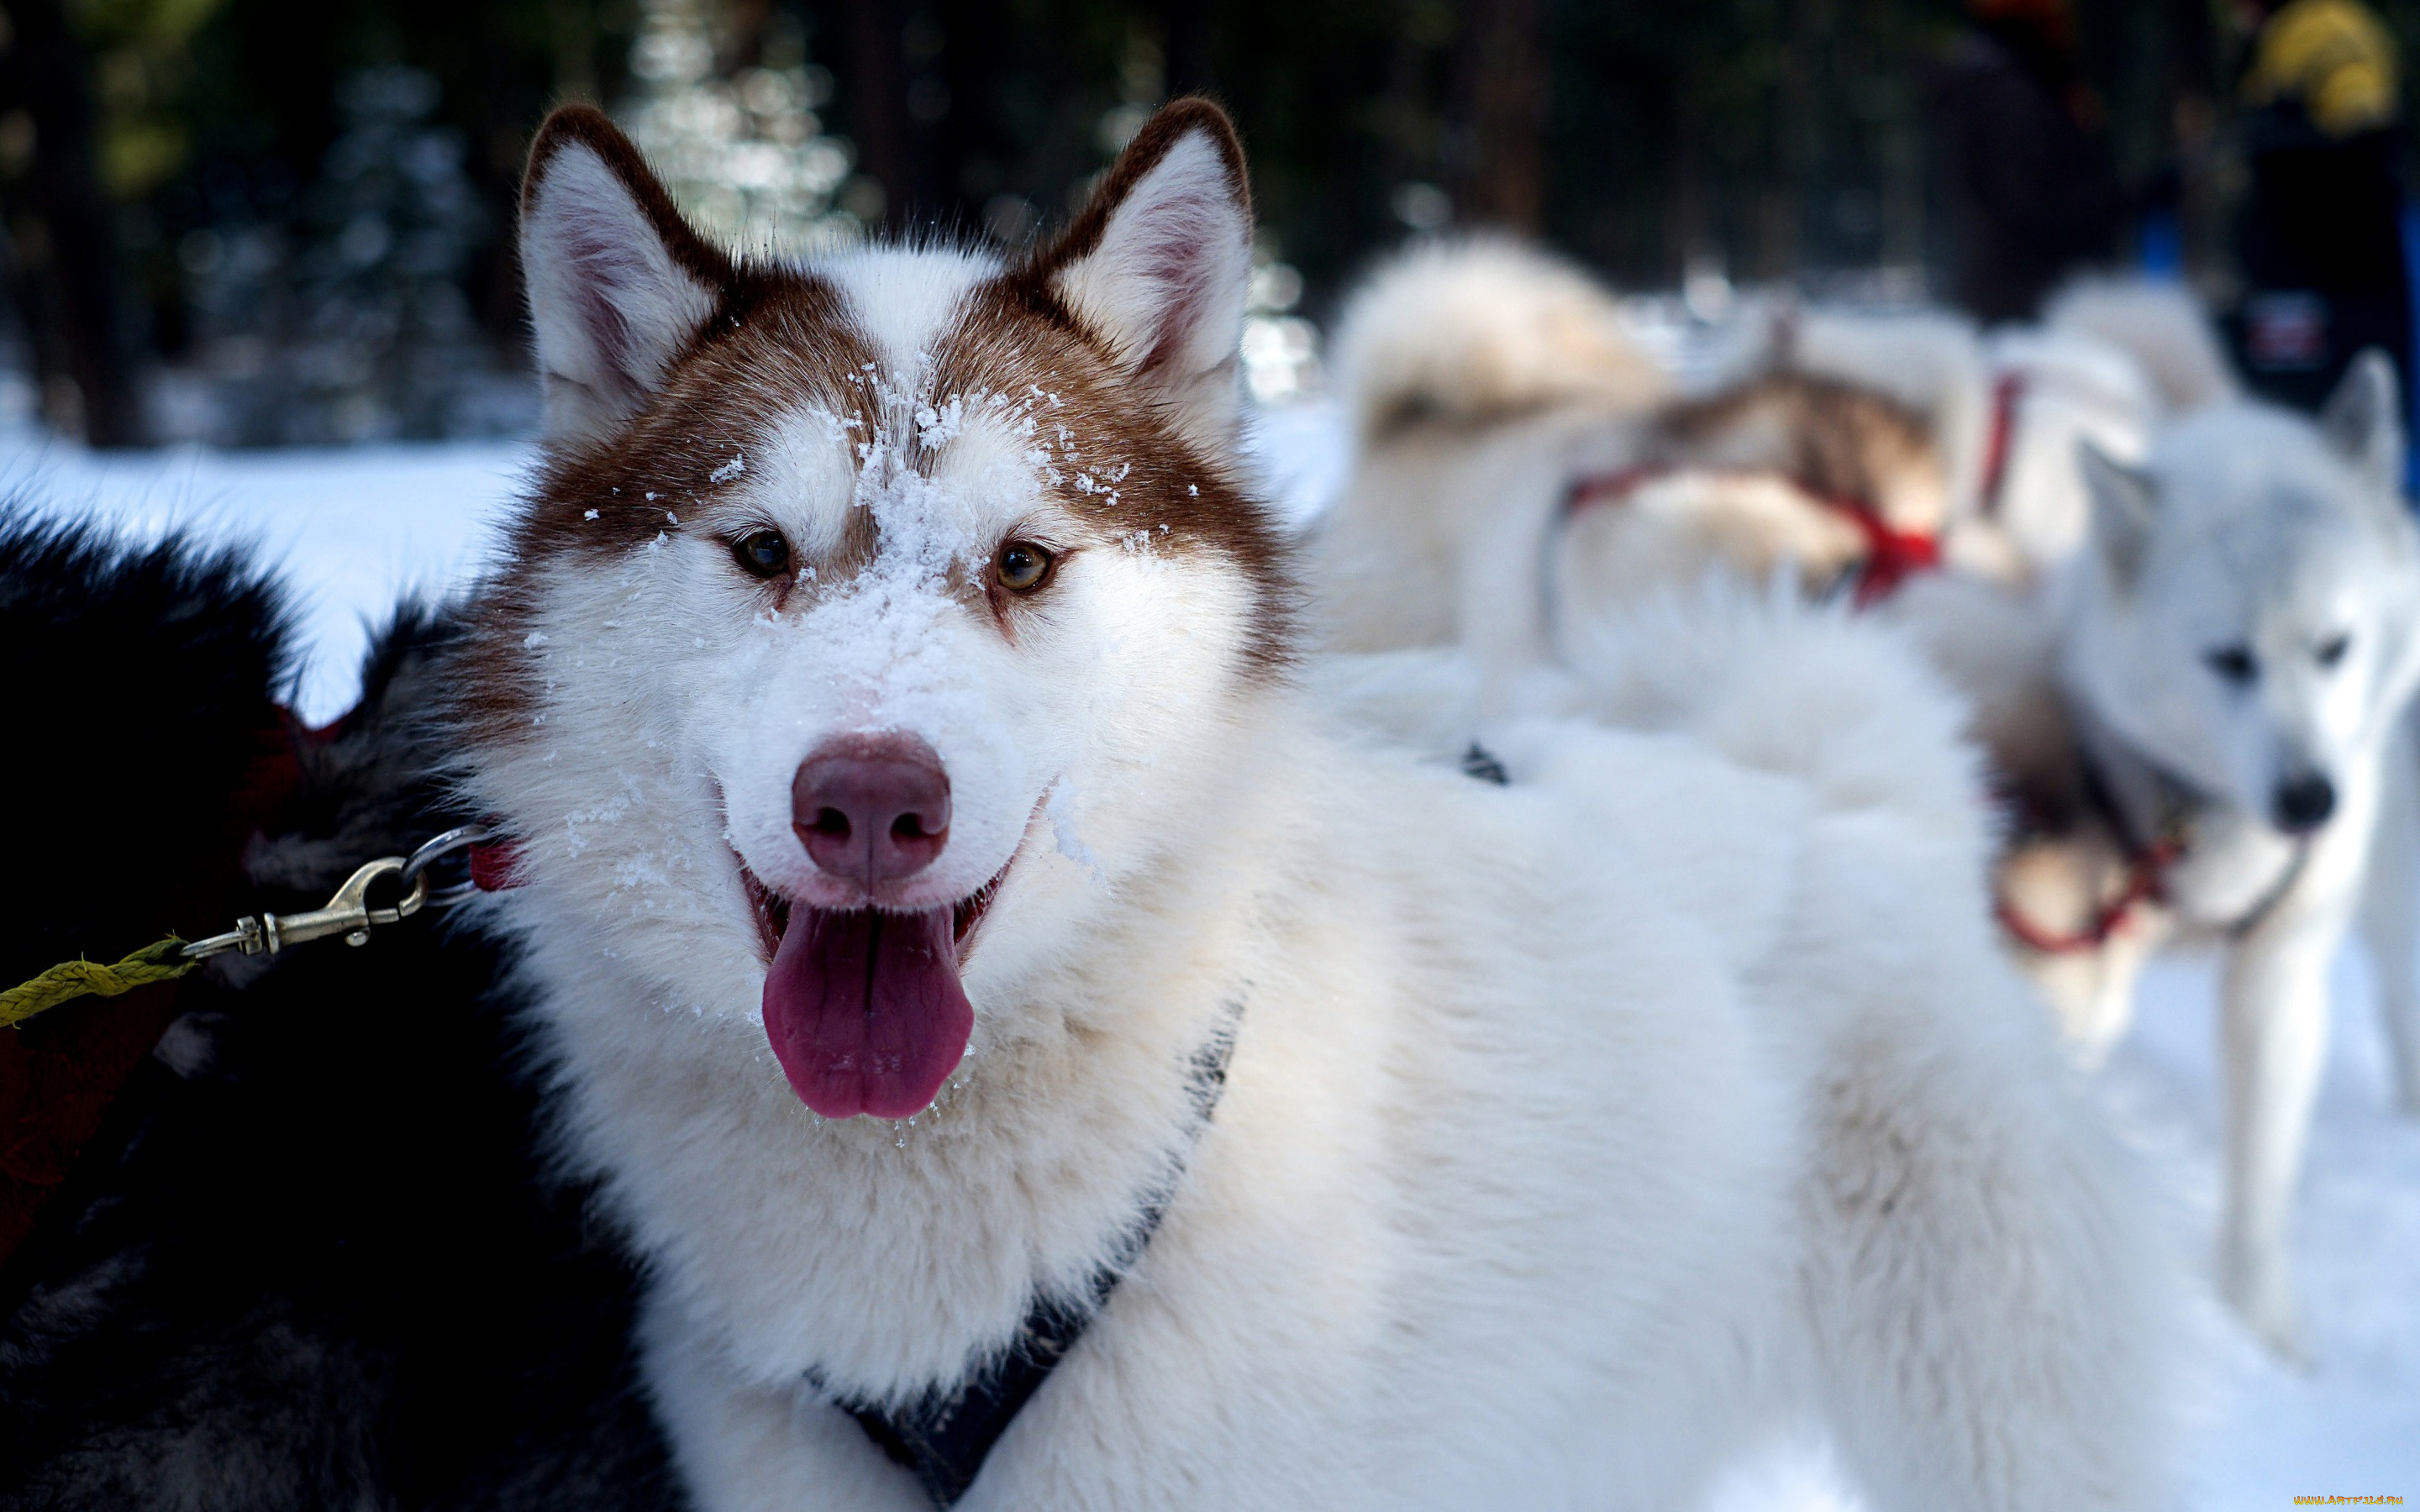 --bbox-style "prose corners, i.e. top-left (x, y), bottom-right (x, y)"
top-left (1318, 229), bottom-right (2420, 1365)
top-left (418, 96), bottom-right (2413, 1508)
